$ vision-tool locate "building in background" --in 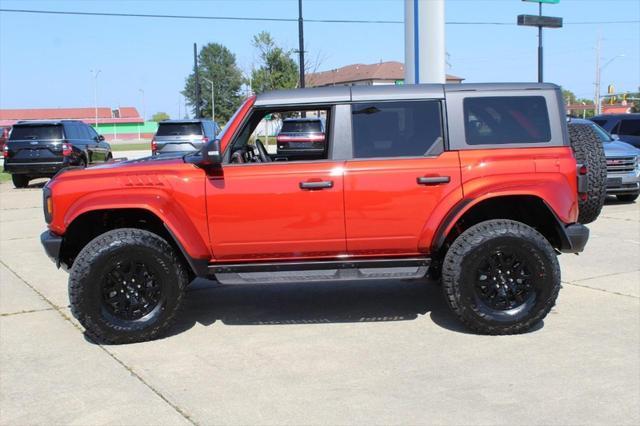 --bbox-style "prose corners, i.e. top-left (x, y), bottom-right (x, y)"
top-left (306, 61), bottom-right (464, 87)
top-left (0, 107), bottom-right (157, 142)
